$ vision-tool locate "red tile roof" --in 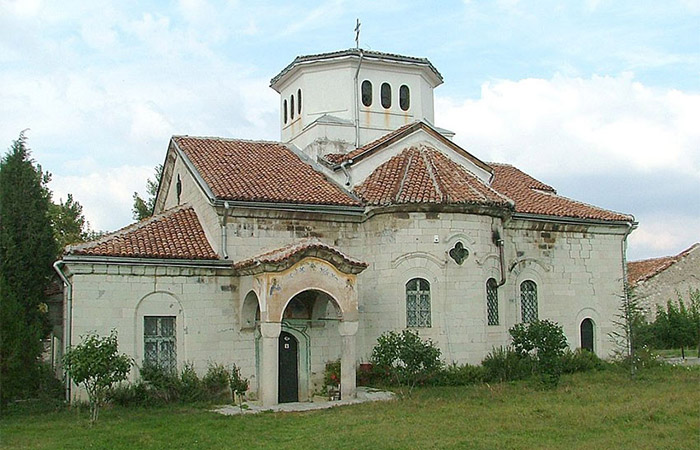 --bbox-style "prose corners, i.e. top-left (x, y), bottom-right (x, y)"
top-left (627, 243), bottom-right (699, 287)
top-left (68, 206), bottom-right (218, 260)
top-left (233, 238), bottom-right (368, 275)
top-left (489, 163), bottom-right (633, 222)
top-left (173, 136), bottom-right (361, 207)
top-left (355, 145), bottom-right (511, 207)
